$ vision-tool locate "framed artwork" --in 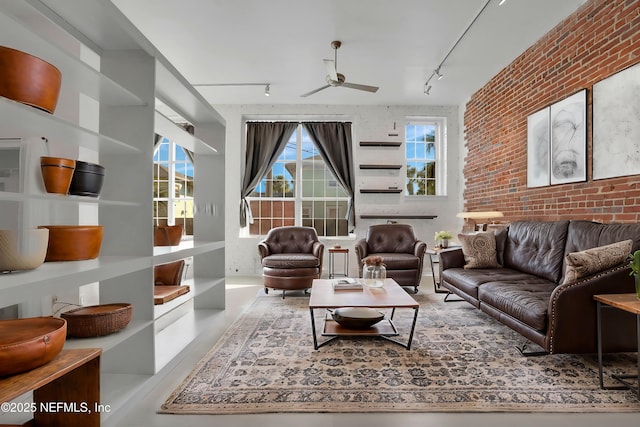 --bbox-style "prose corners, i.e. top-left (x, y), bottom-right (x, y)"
top-left (592, 62), bottom-right (640, 180)
top-left (527, 106), bottom-right (550, 188)
top-left (550, 89), bottom-right (587, 185)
